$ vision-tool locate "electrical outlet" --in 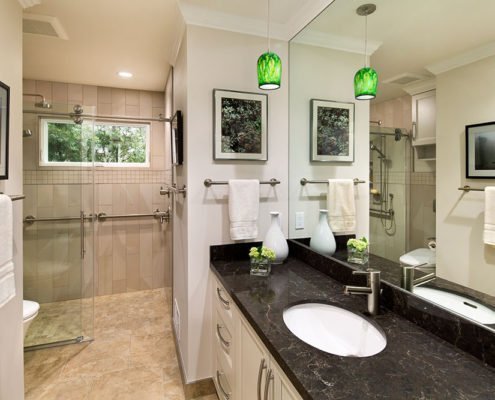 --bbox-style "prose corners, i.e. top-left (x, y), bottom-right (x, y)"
top-left (295, 212), bottom-right (304, 230)
top-left (173, 298), bottom-right (180, 340)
